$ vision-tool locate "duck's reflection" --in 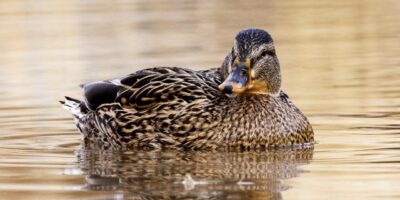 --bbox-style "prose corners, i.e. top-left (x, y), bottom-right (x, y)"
top-left (73, 144), bottom-right (314, 199)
